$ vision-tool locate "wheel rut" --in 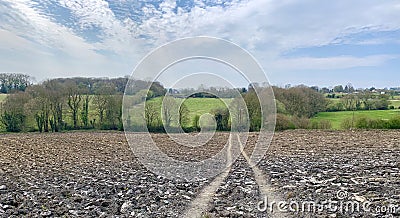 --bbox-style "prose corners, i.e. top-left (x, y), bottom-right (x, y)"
top-left (237, 134), bottom-right (288, 218)
top-left (183, 134), bottom-right (288, 218)
top-left (182, 135), bottom-right (233, 218)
